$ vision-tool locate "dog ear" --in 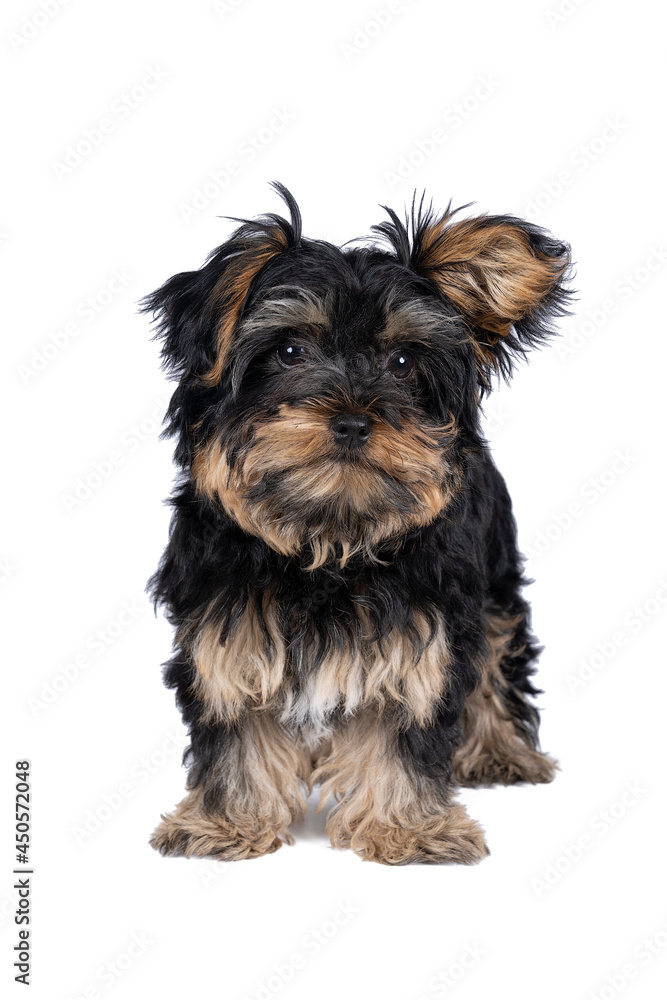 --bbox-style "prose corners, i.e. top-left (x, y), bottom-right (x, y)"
top-left (141, 182), bottom-right (301, 385)
top-left (414, 205), bottom-right (572, 379)
top-left (378, 201), bottom-right (572, 383)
